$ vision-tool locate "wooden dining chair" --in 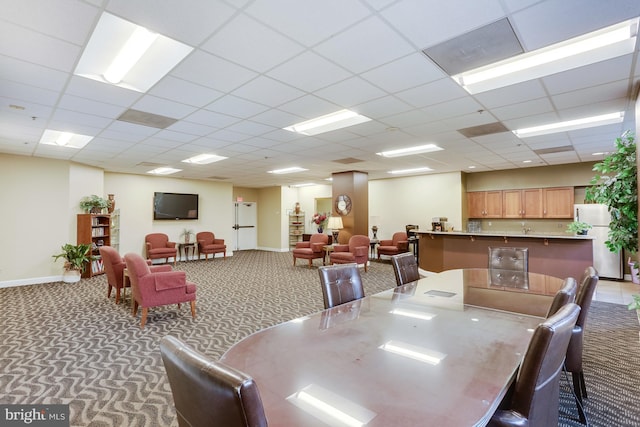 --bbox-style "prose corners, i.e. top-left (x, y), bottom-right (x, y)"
top-left (390, 252), bottom-right (420, 286)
